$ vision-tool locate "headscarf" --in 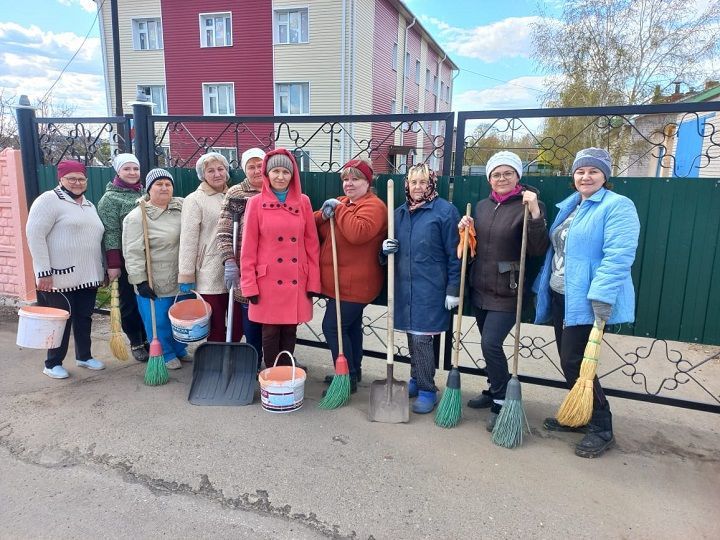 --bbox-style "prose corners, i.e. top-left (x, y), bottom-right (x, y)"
top-left (405, 163), bottom-right (438, 213)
